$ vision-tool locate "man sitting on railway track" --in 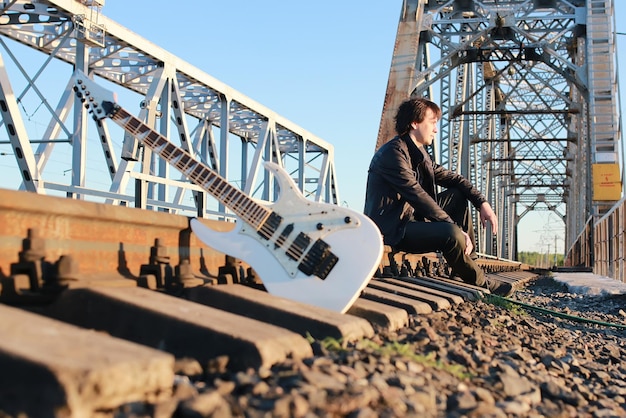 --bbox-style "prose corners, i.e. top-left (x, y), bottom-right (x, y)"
top-left (364, 97), bottom-right (513, 297)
